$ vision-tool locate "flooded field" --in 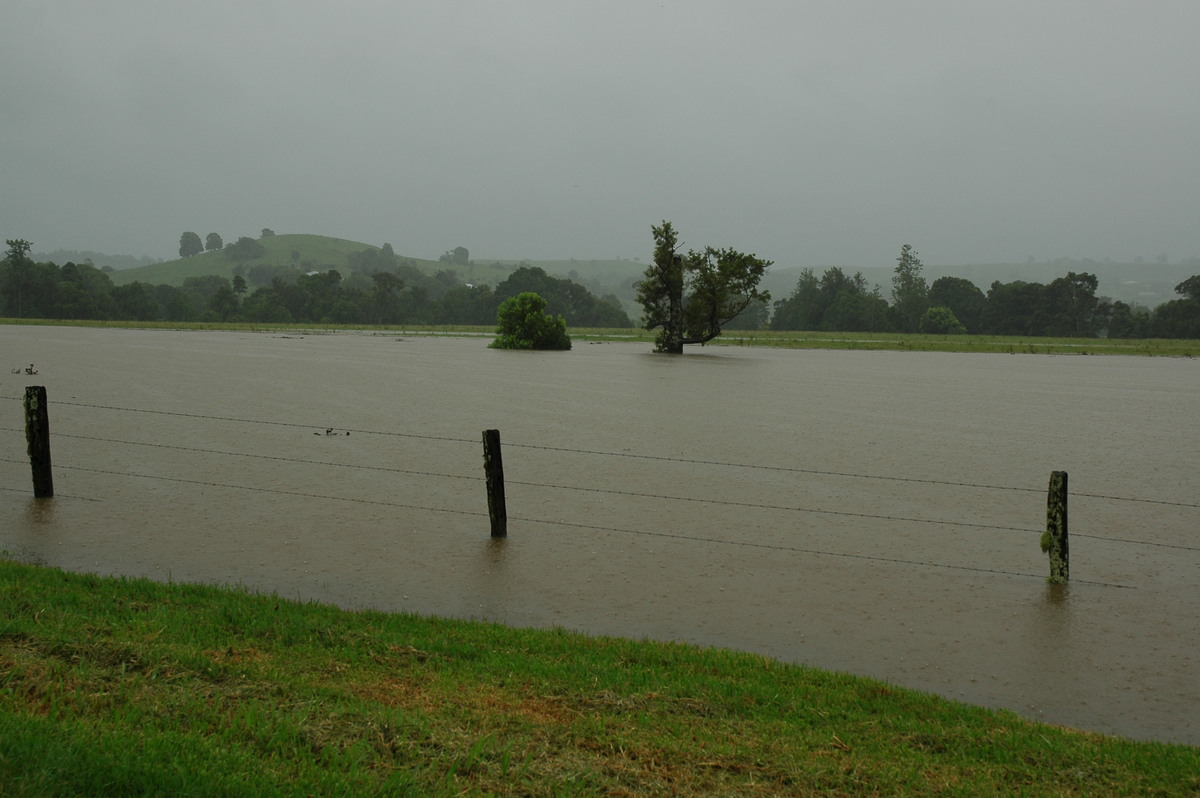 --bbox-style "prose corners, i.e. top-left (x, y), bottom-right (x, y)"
top-left (2, 325), bottom-right (1197, 744)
